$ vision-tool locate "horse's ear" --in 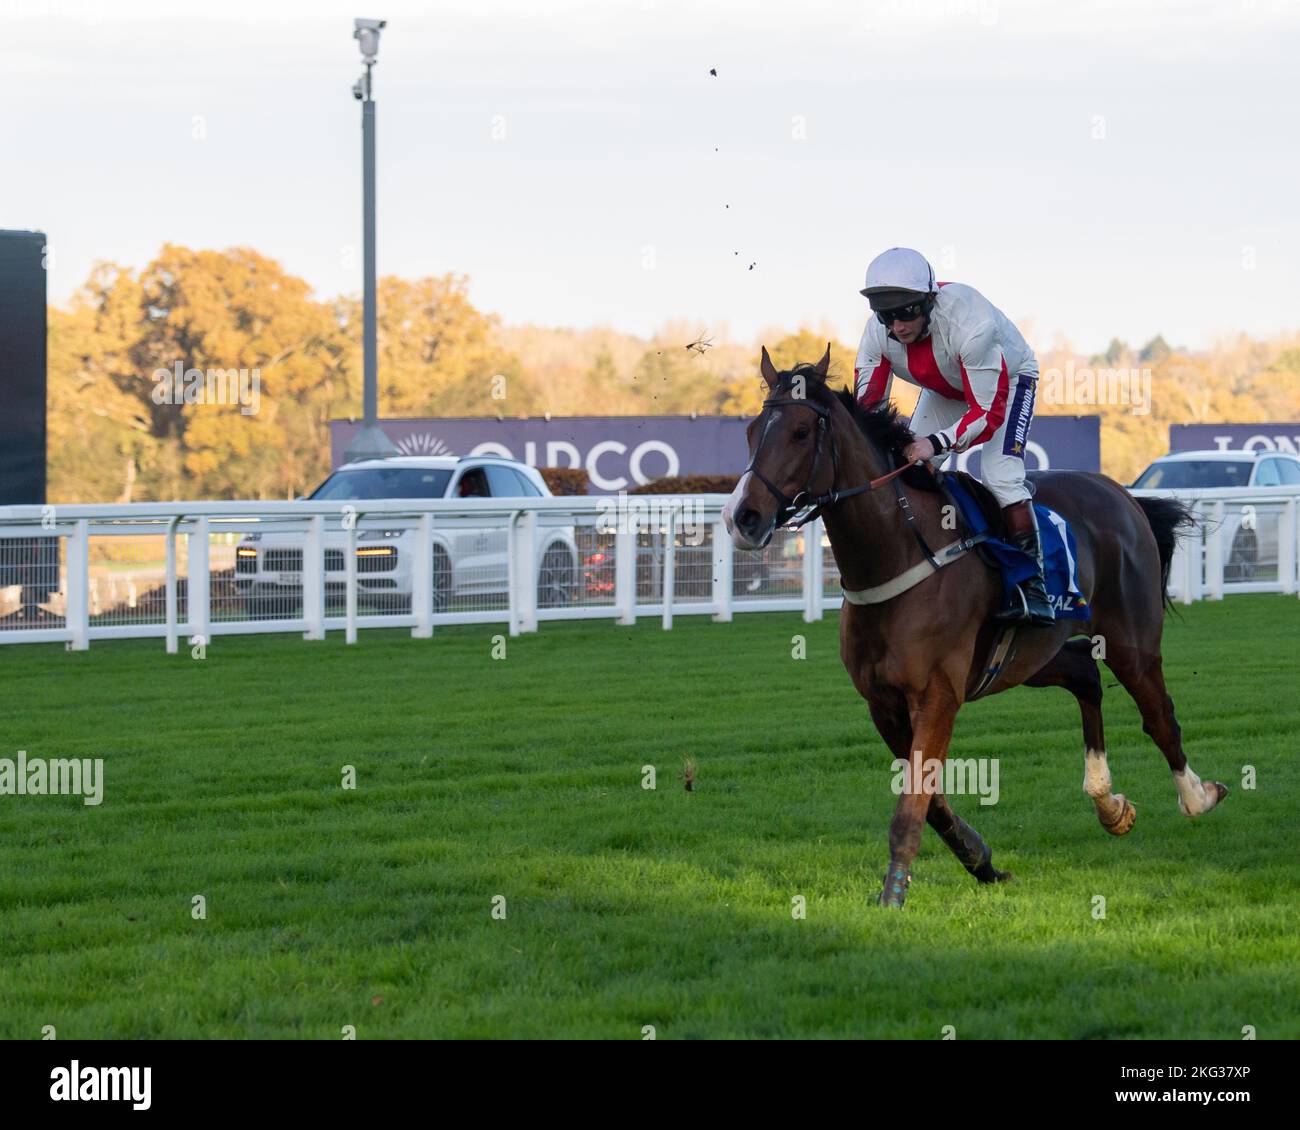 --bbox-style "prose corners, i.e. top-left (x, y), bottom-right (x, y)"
top-left (815, 342), bottom-right (831, 378)
top-left (759, 345), bottom-right (779, 387)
